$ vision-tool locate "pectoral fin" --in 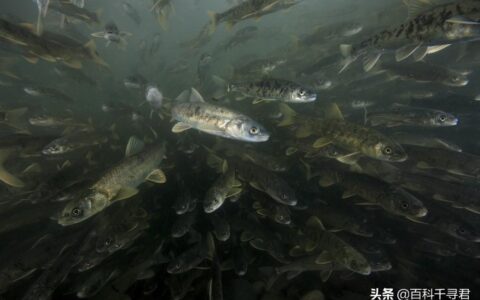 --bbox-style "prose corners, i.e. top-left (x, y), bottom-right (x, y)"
top-left (395, 44), bottom-right (421, 61)
top-left (146, 169), bottom-right (167, 184)
top-left (342, 190), bottom-right (356, 199)
top-left (226, 187), bottom-right (242, 198)
top-left (313, 138), bottom-right (332, 148)
top-left (172, 122), bottom-right (192, 133)
top-left (113, 186), bottom-right (139, 201)
top-left (0, 149), bottom-right (24, 188)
